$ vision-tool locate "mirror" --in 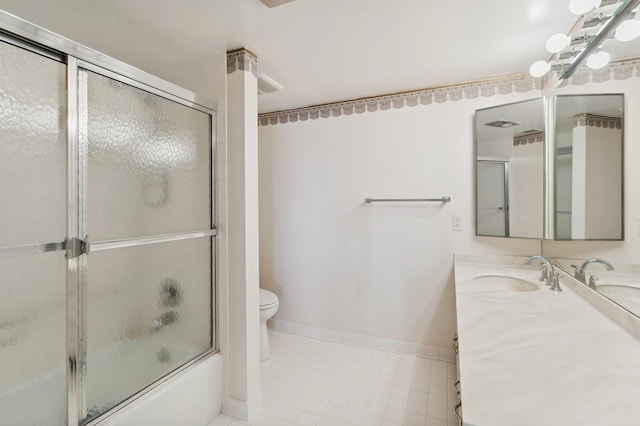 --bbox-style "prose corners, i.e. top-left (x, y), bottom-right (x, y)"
top-left (543, 76), bottom-right (638, 318)
top-left (475, 98), bottom-right (544, 238)
top-left (552, 94), bottom-right (624, 240)
top-left (549, 256), bottom-right (640, 317)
